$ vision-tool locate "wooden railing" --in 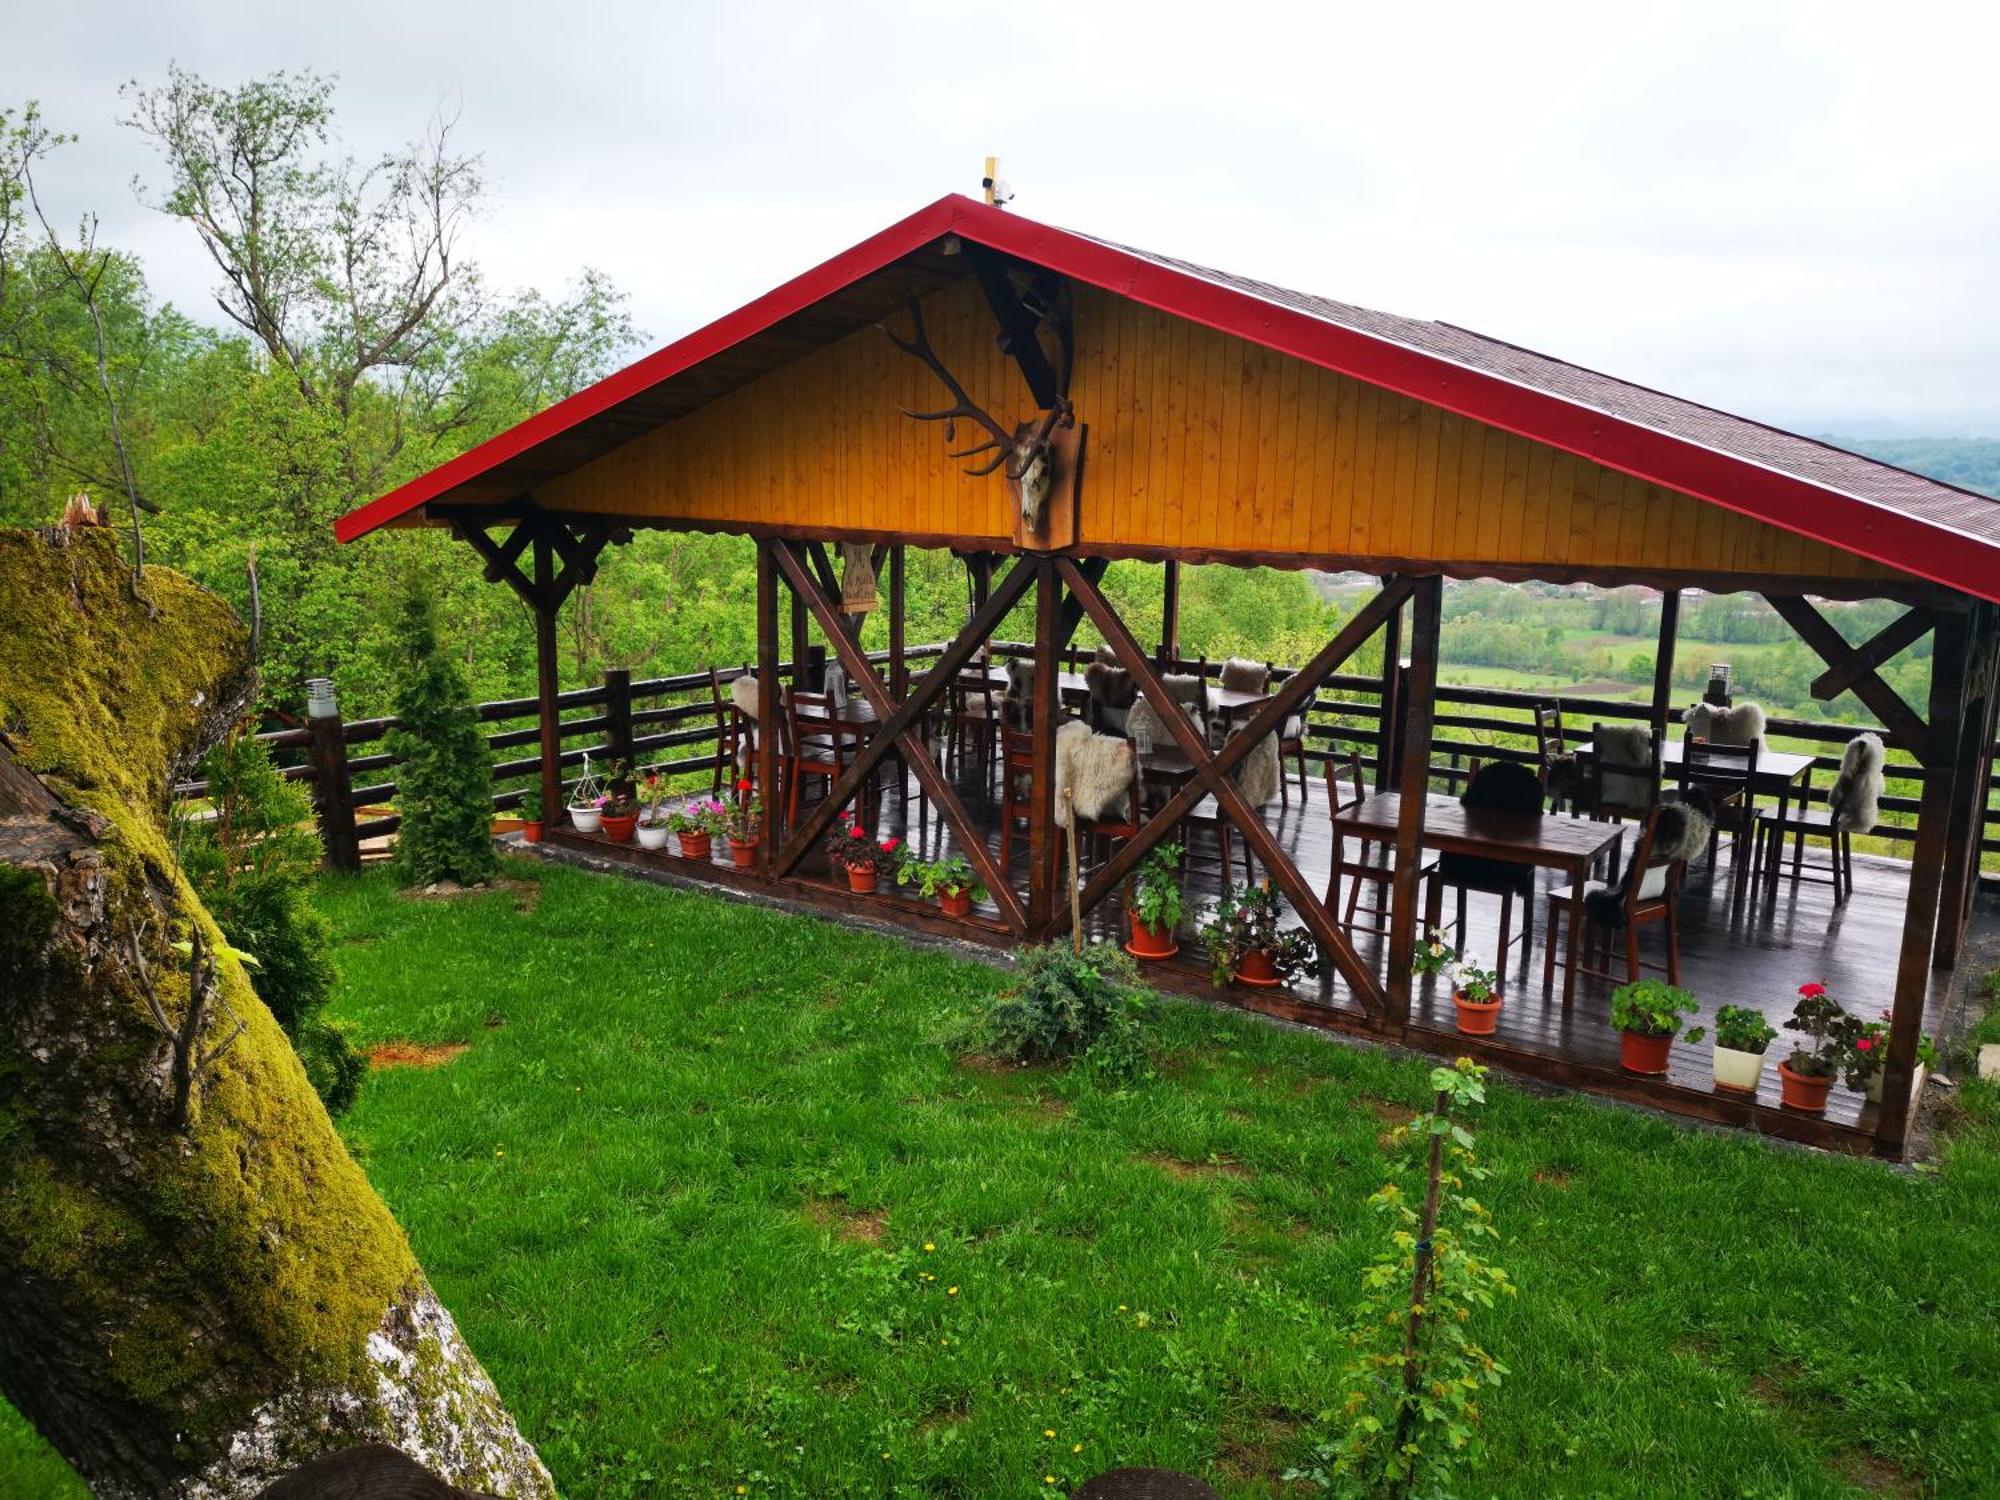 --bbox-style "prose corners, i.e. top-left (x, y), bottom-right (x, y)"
top-left (175, 641), bottom-right (1994, 870)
